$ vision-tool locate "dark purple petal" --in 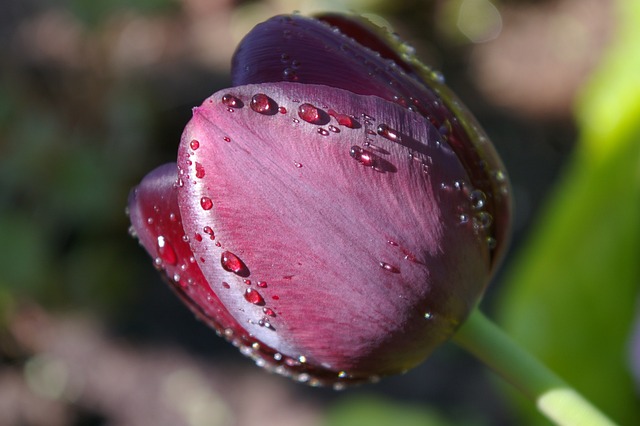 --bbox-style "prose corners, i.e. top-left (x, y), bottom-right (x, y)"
top-left (175, 82), bottom-right (493, 383)
top-left (232, 14), bottom-right (510, 267)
